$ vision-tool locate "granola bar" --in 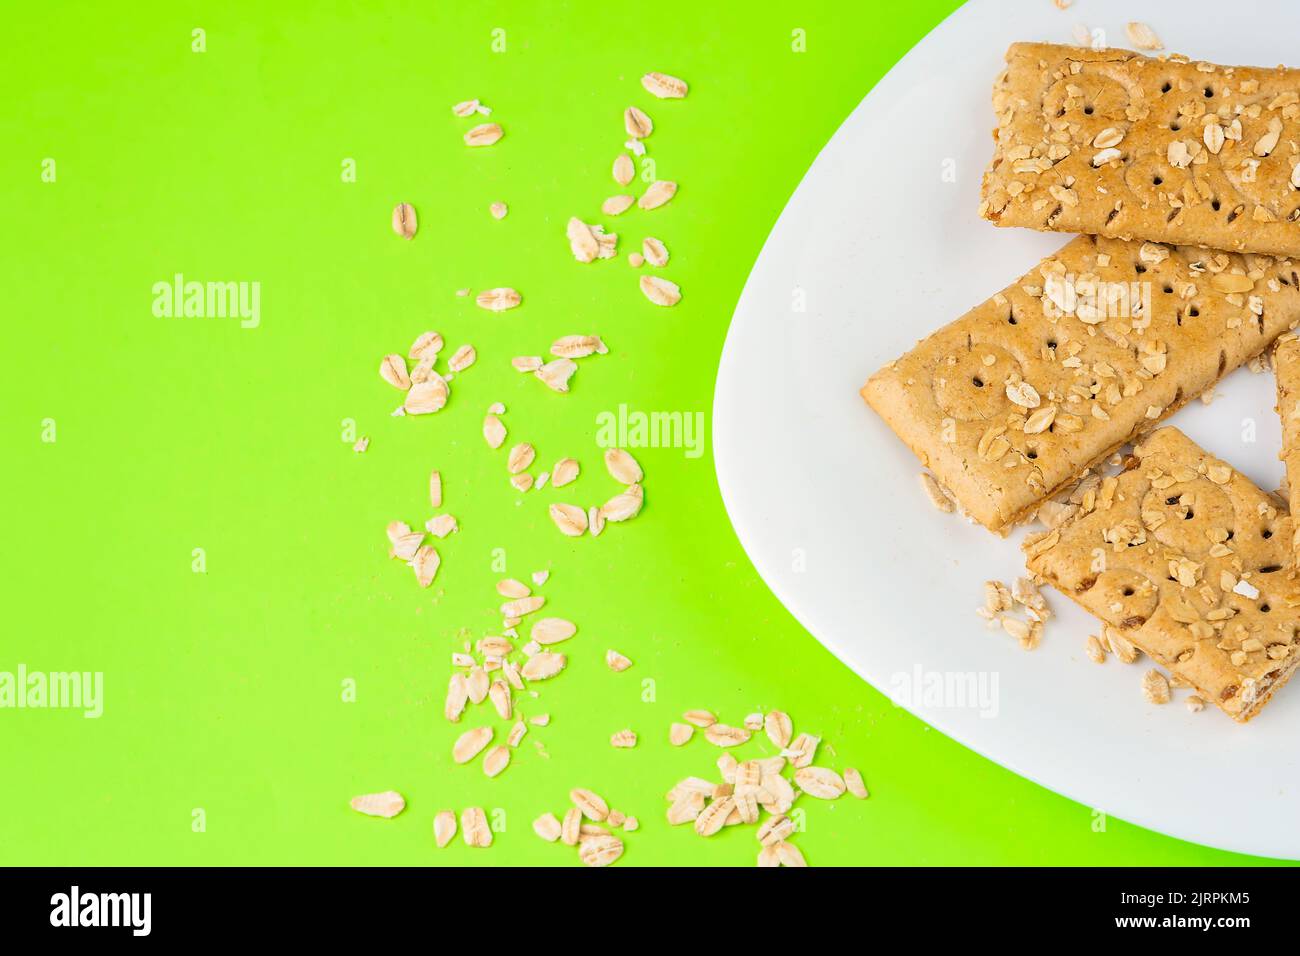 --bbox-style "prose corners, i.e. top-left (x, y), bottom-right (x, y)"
top-left (1275, 331), bottom-right (1300, 556)
top-left (981, 42), bottom-right (1300, 257)
top-left (862, 234), bottom-right (1300, 533)
top-left (1024, 426), bottom-right (1300, 722)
